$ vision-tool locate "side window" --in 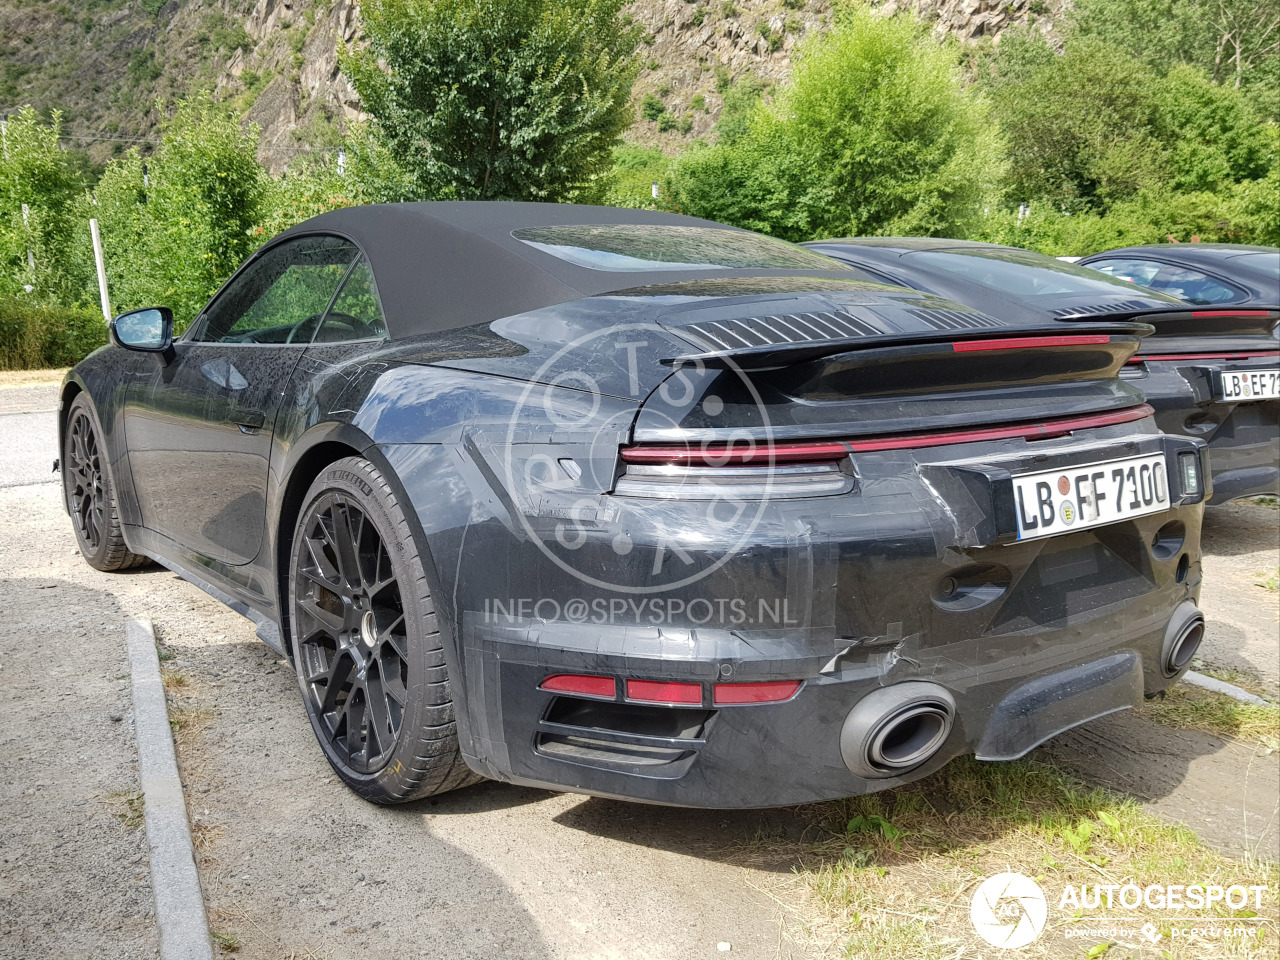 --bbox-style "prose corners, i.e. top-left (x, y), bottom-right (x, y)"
top-left (1087, 258), bottom-right (1163, 286)
top-left (193, 236), bottom-right (359, 344)
top-left (312, 256), bottom-right (389, 343)
top-left (1148, 265), bottom-right (1245, 305)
